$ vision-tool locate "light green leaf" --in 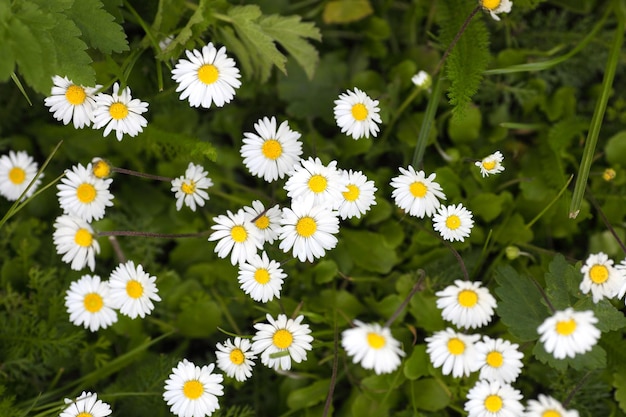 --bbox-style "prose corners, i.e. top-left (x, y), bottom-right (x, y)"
top-left (409, 291), bottom-right (445, 332)
top-left (286, 379), bottom-right (330, 410)
top-left (313, 260), bottom-right (338, 284)
top-left (323, 0), bottom-right (373, 24)
top-left (605, 131), bottom-right (626, 167)
top-left (614, 370), bottom-right (626, 413)
top-left (409, 378), bottom-right (451, 411)
top-left (340, 229), bottom-right (398, 273)
top-left (403, 345), bottom-right (430, 380)
top-left (469, 192), bottom-right (511, 222)
top-left (67, 0), bottom-right (129, 54)
top-left (175, 298), bottom-right (222, 338)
